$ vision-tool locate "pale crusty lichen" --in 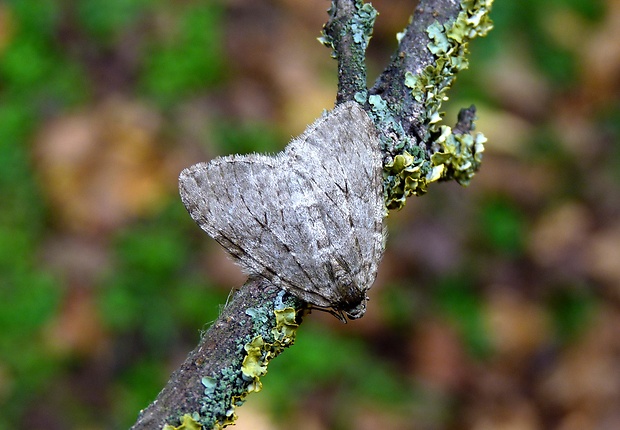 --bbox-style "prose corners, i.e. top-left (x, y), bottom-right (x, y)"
top-left (319, 0), bottom-right (377, 101)
top-left (385, 0), bottom-right (494, 210)
top-left (163, 294), bottom-right (301, 430)
top-left (318, 0), bottom-right (377, 58)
